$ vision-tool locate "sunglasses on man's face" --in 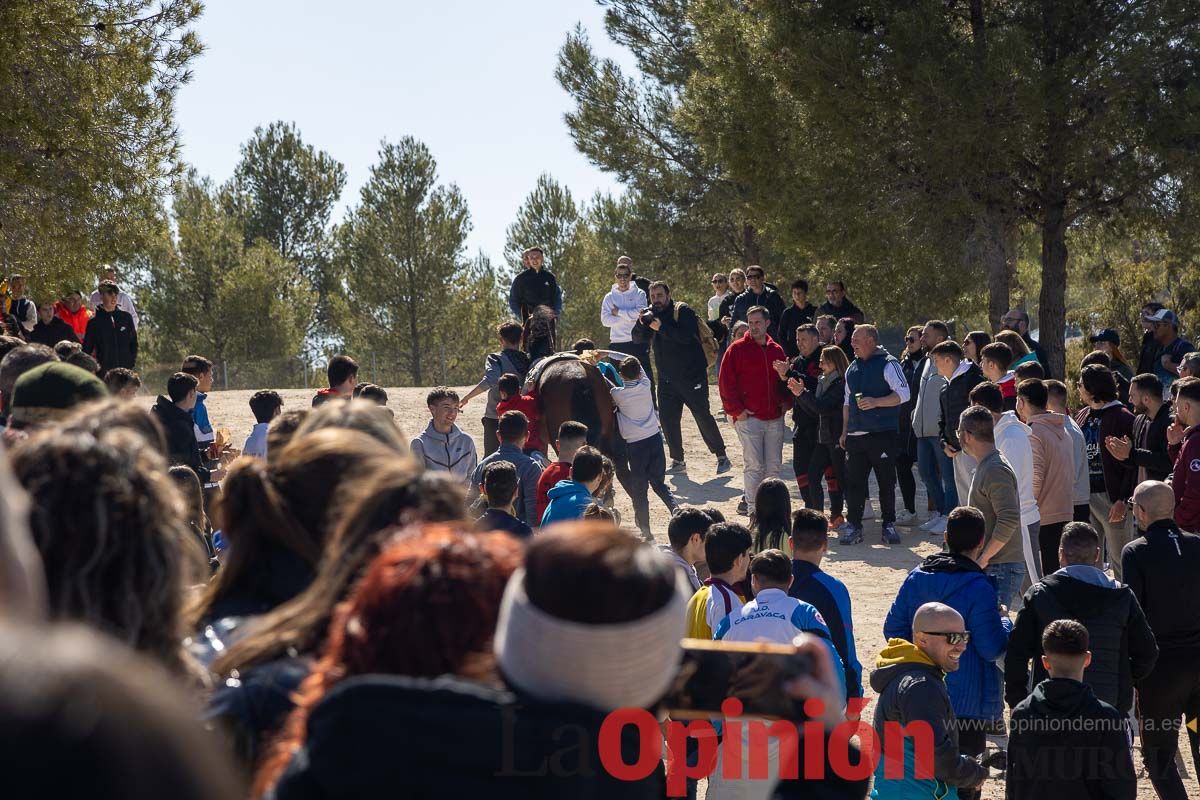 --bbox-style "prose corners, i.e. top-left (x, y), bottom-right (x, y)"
top-left (747, 274), bottom-right (764, 280)
top-left (615, 272), bottom-right (631, 278)
top-left (924, 631), bottom-right (971, 645)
